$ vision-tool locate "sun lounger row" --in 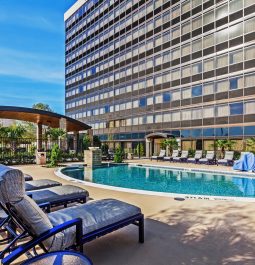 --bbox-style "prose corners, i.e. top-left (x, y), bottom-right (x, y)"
top-left (0, 164), bottom-right (144, 264)
top-left (151, 150), bottom-right (235, 165)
